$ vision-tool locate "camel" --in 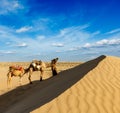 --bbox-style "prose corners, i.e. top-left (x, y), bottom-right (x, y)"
top-left (25, 57), bottom-right (59, 84)
top-left (25, 60), bottom-right (46, 84)
top-left (7, 58), bottom-right (59, 86)
top-left (7, 65), bottom-right (25, 87)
